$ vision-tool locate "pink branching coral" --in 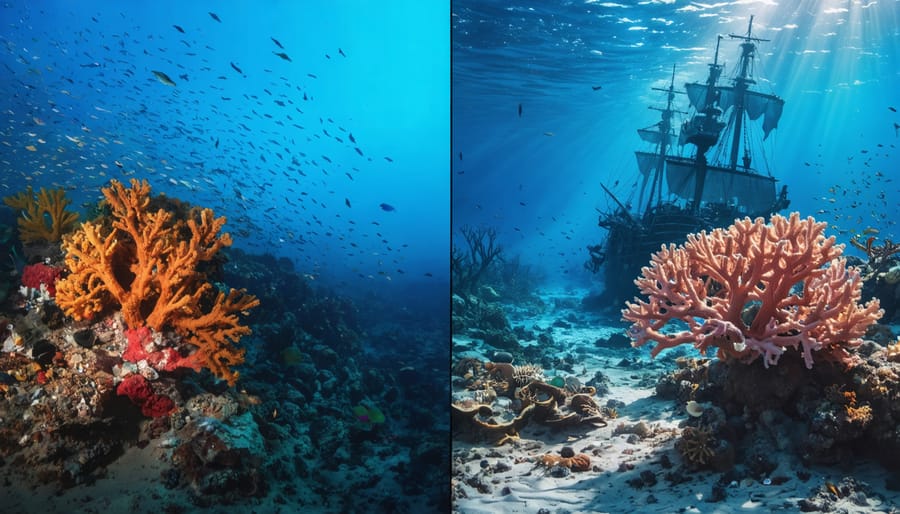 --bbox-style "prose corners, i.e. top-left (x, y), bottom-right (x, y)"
top-left (622, 213), bottom-right (883, 369)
